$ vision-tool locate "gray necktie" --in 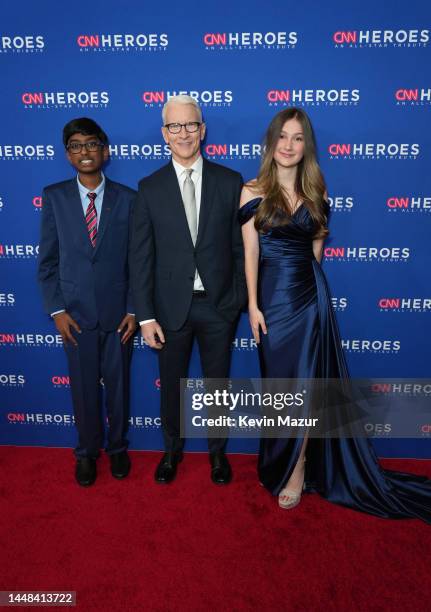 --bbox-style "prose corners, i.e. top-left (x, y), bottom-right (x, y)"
top-left (183, 168), bottom-right (197, 245)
